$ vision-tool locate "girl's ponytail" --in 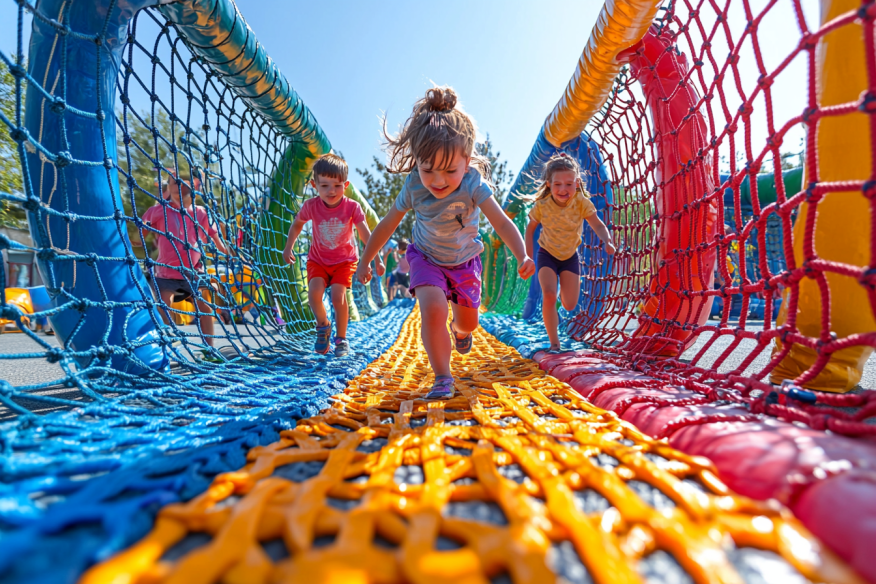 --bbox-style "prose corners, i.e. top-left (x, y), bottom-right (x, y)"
top-left (384, 86), bottom-right (490, 186)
